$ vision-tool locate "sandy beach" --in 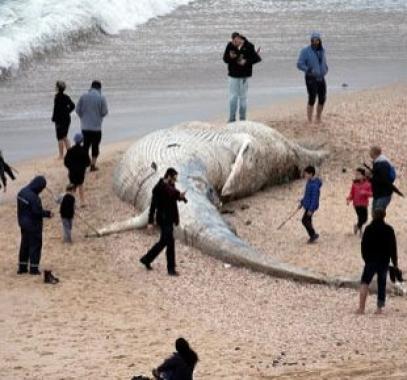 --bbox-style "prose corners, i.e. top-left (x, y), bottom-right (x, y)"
top-left (1, 85), bottom-right (407, 379)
